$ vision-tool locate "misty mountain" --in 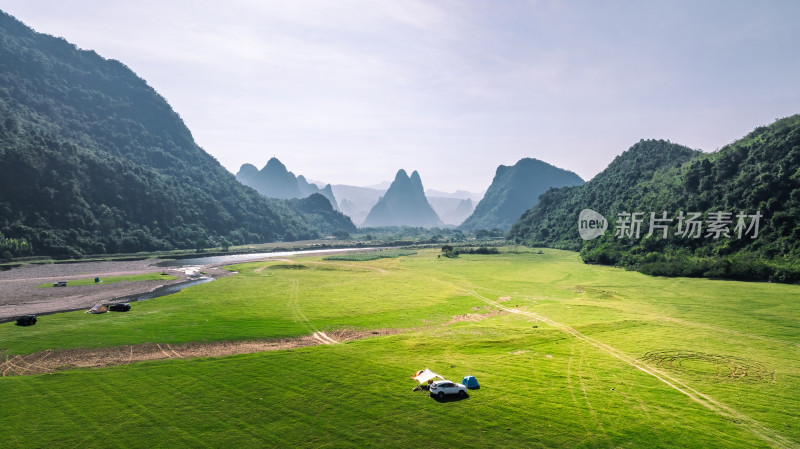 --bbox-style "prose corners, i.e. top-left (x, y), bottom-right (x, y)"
top-left (0, 10), bottom-right (324, 257)
top-left (426, 189), bottom-right (484, 203)
top-left (331, 184), bottom-right (385, 226)
top-left (460, 158), bottom-right (585, 231)
top-left (362, 170), bottom-right (443, 228)
top-left (236, 158), bottom-right (339, 211)
top-left (427, 197), bottom-right (474, 226)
